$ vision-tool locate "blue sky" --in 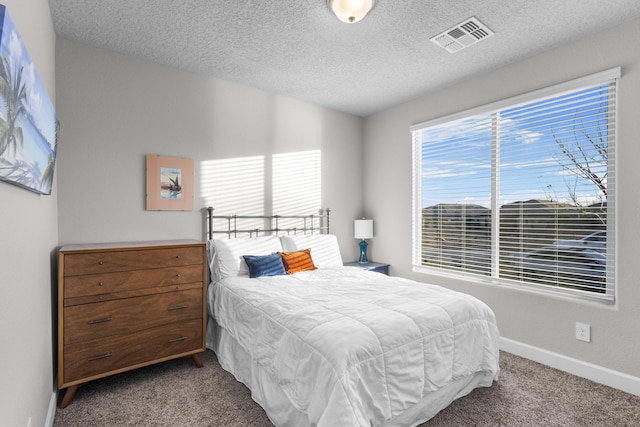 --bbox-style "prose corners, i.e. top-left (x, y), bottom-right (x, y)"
top-left (418, 85), bottom-right (610, 210)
